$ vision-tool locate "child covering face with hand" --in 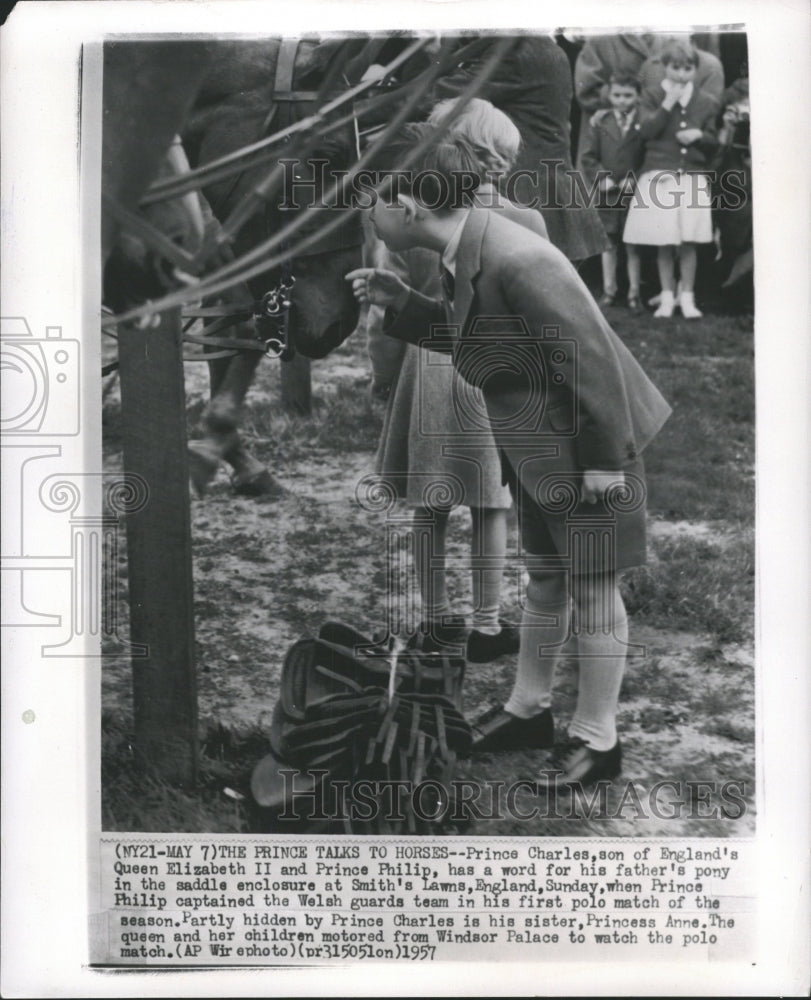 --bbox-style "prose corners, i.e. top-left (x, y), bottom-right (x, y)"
top-left (622, 39), bottom-right (719, 318)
